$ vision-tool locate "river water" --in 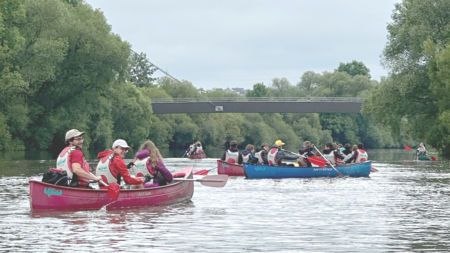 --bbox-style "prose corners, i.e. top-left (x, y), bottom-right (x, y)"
top-left (0, 149), bottom-right (449, 252)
